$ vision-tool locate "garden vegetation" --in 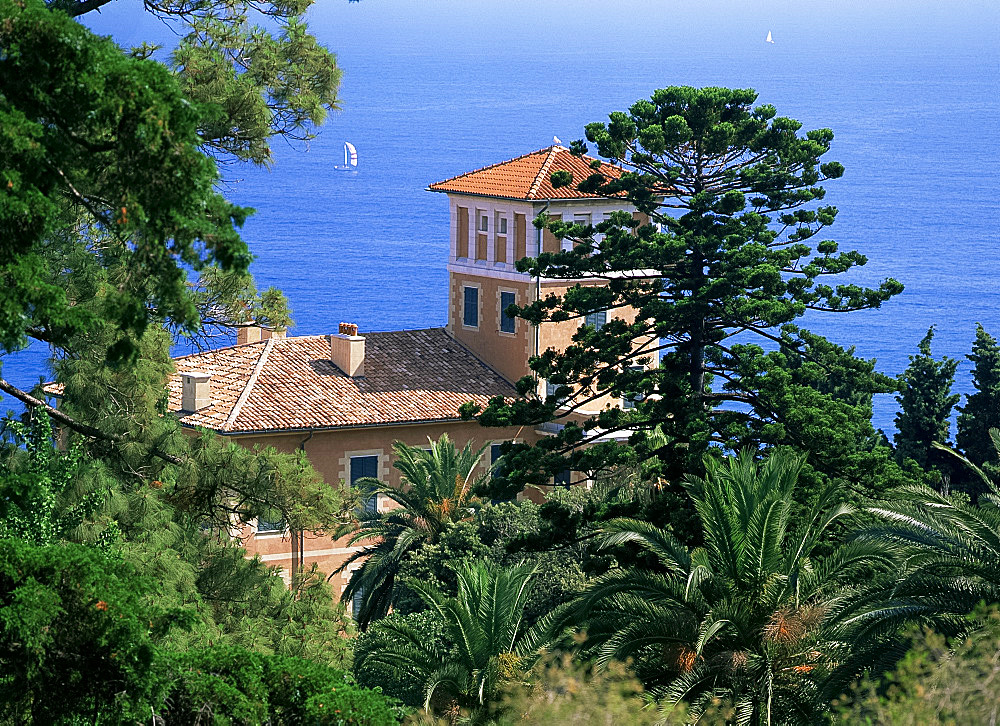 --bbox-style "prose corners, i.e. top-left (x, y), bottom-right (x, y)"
top-left (3, 1), bottom-right (1000, 723)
